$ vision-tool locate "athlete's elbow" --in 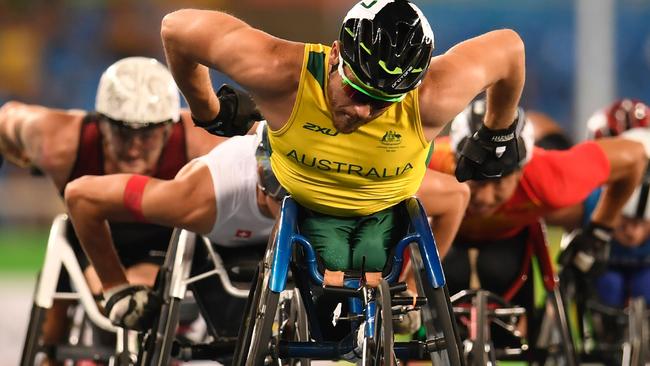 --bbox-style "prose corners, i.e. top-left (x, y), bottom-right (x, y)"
top-left (0, 101), bottom-right (18, 115)
top-left (0, 101), bottom-right (21, 127)
top-left (498, 29), bottom-right (525, 75)
top-left (161, 9), bottom-right (189, 46)
top-left (458, 182), bottom-right (471, 212)
top-left (64, 177), bottom-right (97, 217)
top-left (612, 140), bottom-right (647, 181)
top-left (498, 29), bottom-right (525, 53)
